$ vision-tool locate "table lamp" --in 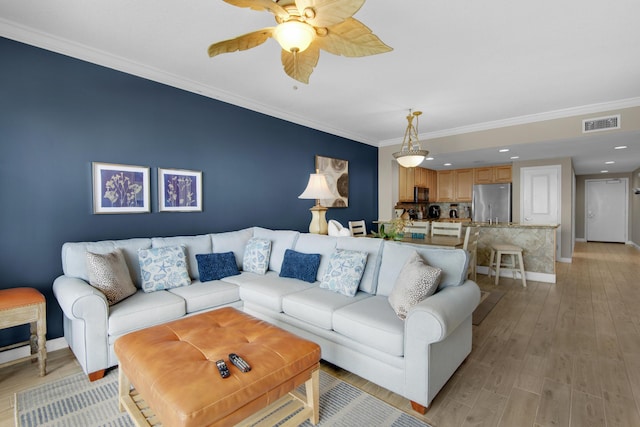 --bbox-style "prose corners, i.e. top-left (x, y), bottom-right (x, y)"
top-left (298, 170), bottom-right (335, 234)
